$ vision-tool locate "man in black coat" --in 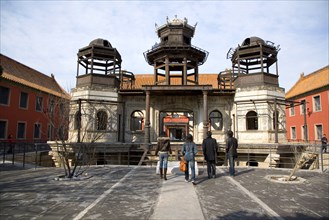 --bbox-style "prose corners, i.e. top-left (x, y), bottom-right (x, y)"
top-left (202, 131), bottom-right (218, 178)
top-left (226, 130), bottom-right (238, 176)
